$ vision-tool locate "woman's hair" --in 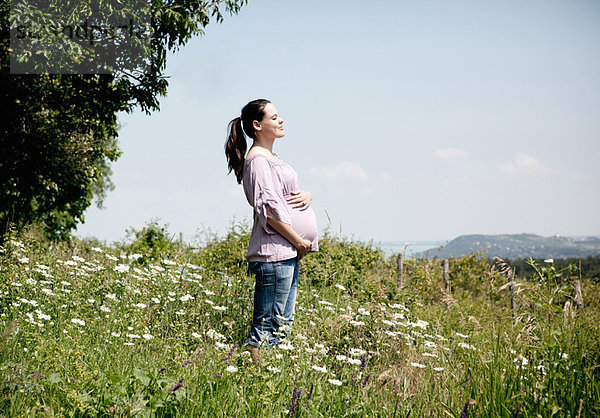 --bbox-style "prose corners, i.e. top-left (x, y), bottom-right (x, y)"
top-left (225, 99), bottom-right (271, 184)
